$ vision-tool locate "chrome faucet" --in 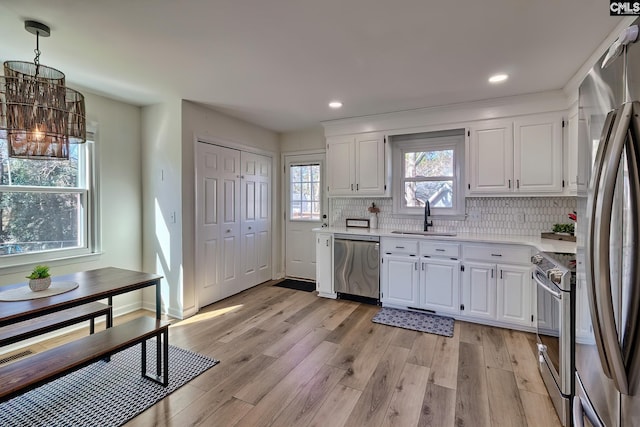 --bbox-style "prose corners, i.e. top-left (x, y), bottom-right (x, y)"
top-left (424, 200), bottom-right (433, 231)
